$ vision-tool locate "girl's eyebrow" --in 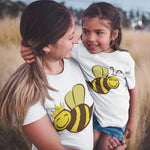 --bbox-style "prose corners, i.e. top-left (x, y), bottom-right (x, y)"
top-left (82, 28), bottom-right (104, 32)
top-left (94, 29), bottom-right (104, 32)
top-left (82, 28), bottom-right (88, 30)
